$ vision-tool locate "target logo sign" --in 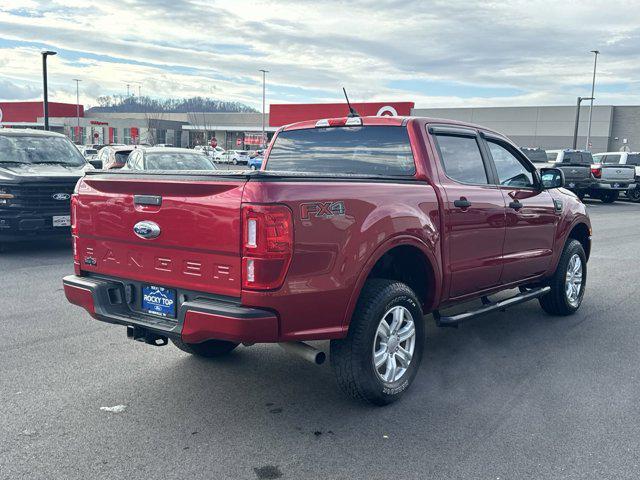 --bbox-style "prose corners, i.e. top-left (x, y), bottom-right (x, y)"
top-left (376, 105), bottom-right (399, 117)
